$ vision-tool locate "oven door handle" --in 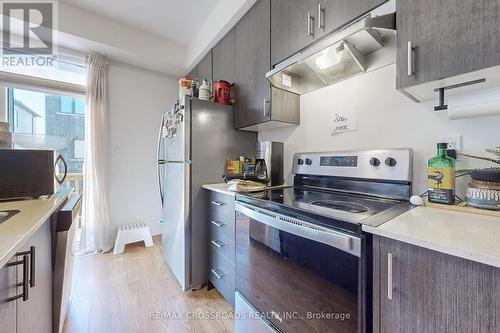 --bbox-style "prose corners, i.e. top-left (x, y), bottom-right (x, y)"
top-left (235, 202), bottom-right (361, 257)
